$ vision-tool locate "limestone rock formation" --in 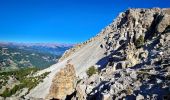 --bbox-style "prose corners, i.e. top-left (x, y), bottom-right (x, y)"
top-left (46, 61), bottom-right (76, 100)
top-left (73, 8), bottom-right (170, 100)
top-left (26, 8), bottom-right (170, 100)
